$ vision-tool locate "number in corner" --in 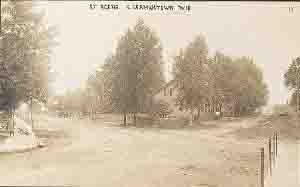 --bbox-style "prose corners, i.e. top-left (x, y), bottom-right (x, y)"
top-left (289, 7), bottom-right (295, 13)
